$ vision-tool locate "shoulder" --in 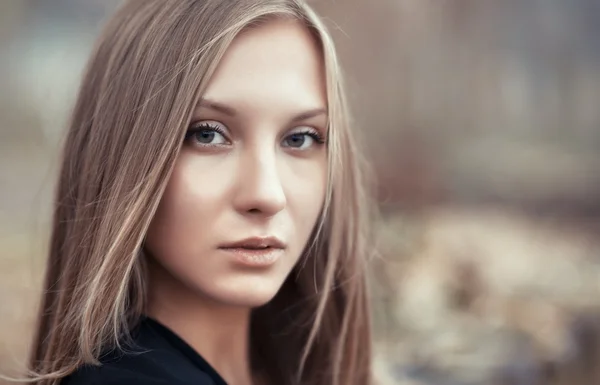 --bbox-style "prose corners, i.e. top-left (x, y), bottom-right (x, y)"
top-left (62, 360), bottom-right (170, 385)
top-left (61, 318), bottom-right (223, 385)
top-left (62, 343), bottom-right (217, 385)
top-left (62, 351), bottom-right (217, 385)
